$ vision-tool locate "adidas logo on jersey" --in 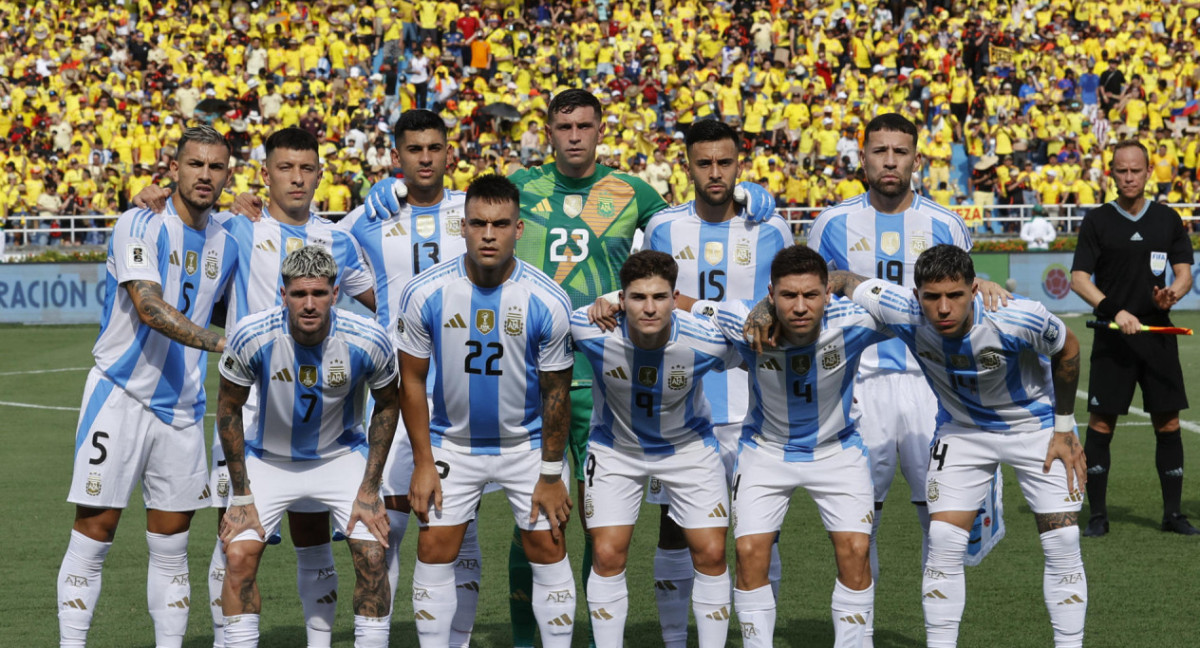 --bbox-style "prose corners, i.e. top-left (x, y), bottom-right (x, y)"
top-left (705, 606), bottom-right (730, 621)
top-left (384, 222), bottom-right (408, 238)
top-left (850, 237), bottom-right (872, 252)
top-left (839, 613), bottom-right (869, 625)
top-left (444, 313), bottom-right (467, 328)
top-left (198, 485), bottom-right (210, 500)
top-left (674, 246), bottom-right (696, 260)
top-left (861, 511), bottom-right (875, 525)
top-left (532, 198), bottom-right (553, 214)
top-left (272, 368), bottom-right (293, 382)
top-left (707, 503), bottom-right (728, 518)
top-left (758, 358), bottom-right (782, 371)
top-left (255, 240), bottom-right (278, 252)
top-left (1130, 232), bottom-right (1143, 241)
top-left (169, 251), bottom-right (181, 266)
top-left (606, 367), bottom-right (629, 380)
top-left (1057, 594), bottom-right (1085, 606)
